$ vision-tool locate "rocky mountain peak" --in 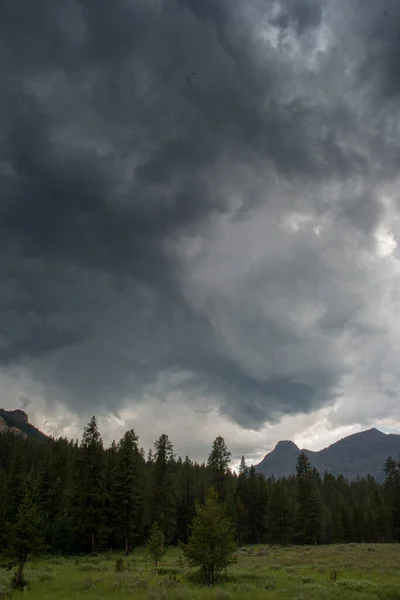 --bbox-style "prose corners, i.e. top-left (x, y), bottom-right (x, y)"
top-left (255, 428), bottom-right (400, 483)
top-left (0, 409), bottom-right (47, 440)
top-left (274, 440), bottom-right (299, 452)
top-left (5, 409), bottom-right (28, 424)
